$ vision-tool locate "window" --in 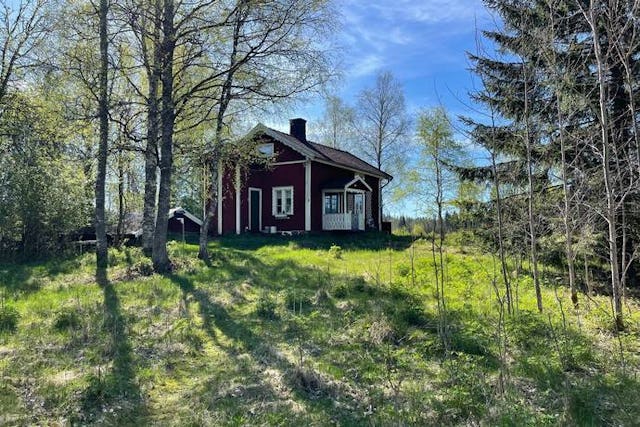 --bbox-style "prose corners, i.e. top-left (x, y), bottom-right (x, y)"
top-left (324, 193), bottom-right (341, 214)
top-left (257, 143), bottom-right (274, 157)
top-left (272, 186), bottom-right (293, 216)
